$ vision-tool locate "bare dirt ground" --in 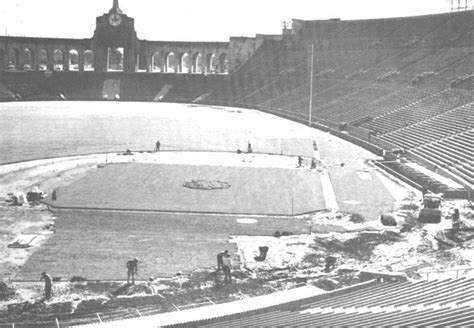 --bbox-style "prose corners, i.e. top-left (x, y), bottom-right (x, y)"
top-left (0, 205), bottom-right (55, 280)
